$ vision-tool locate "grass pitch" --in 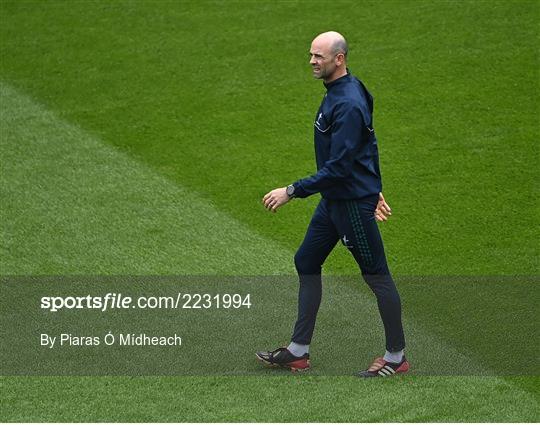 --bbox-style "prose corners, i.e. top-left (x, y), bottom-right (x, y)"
top-left (1, 0), bottom-right (539, 422)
